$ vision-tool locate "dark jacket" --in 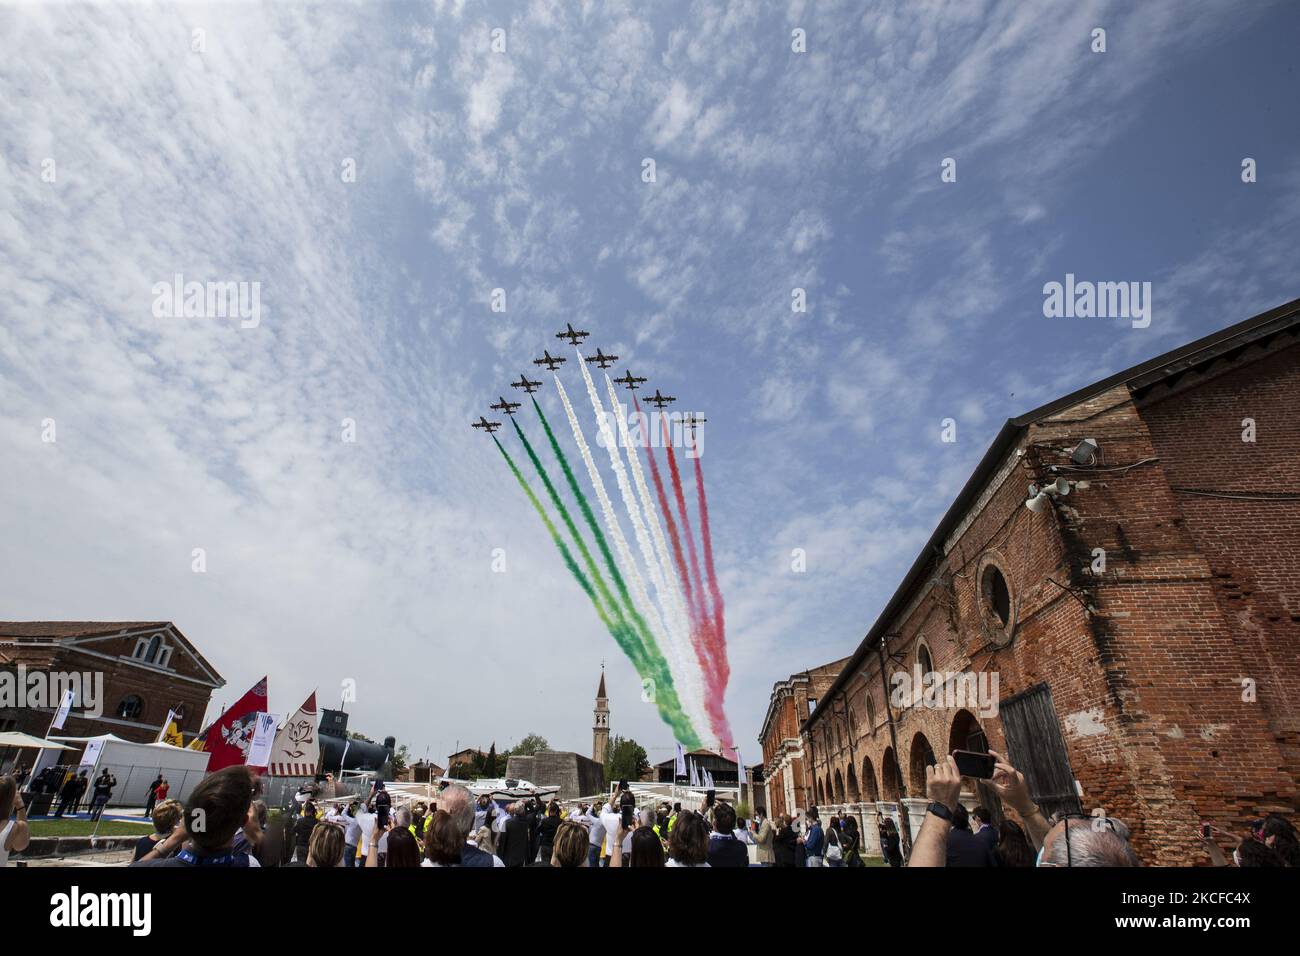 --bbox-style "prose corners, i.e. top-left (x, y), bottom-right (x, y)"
top-left (536, 815), bottom-right (560, 859)
top-left (707, 833), bottom-right (750, 867)
top-left (497, 816), bottom-right (532, 867)
top-left (773, 825), bottom-right (798, 867)
top-left (945, 827), bottom-right (998, 867)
